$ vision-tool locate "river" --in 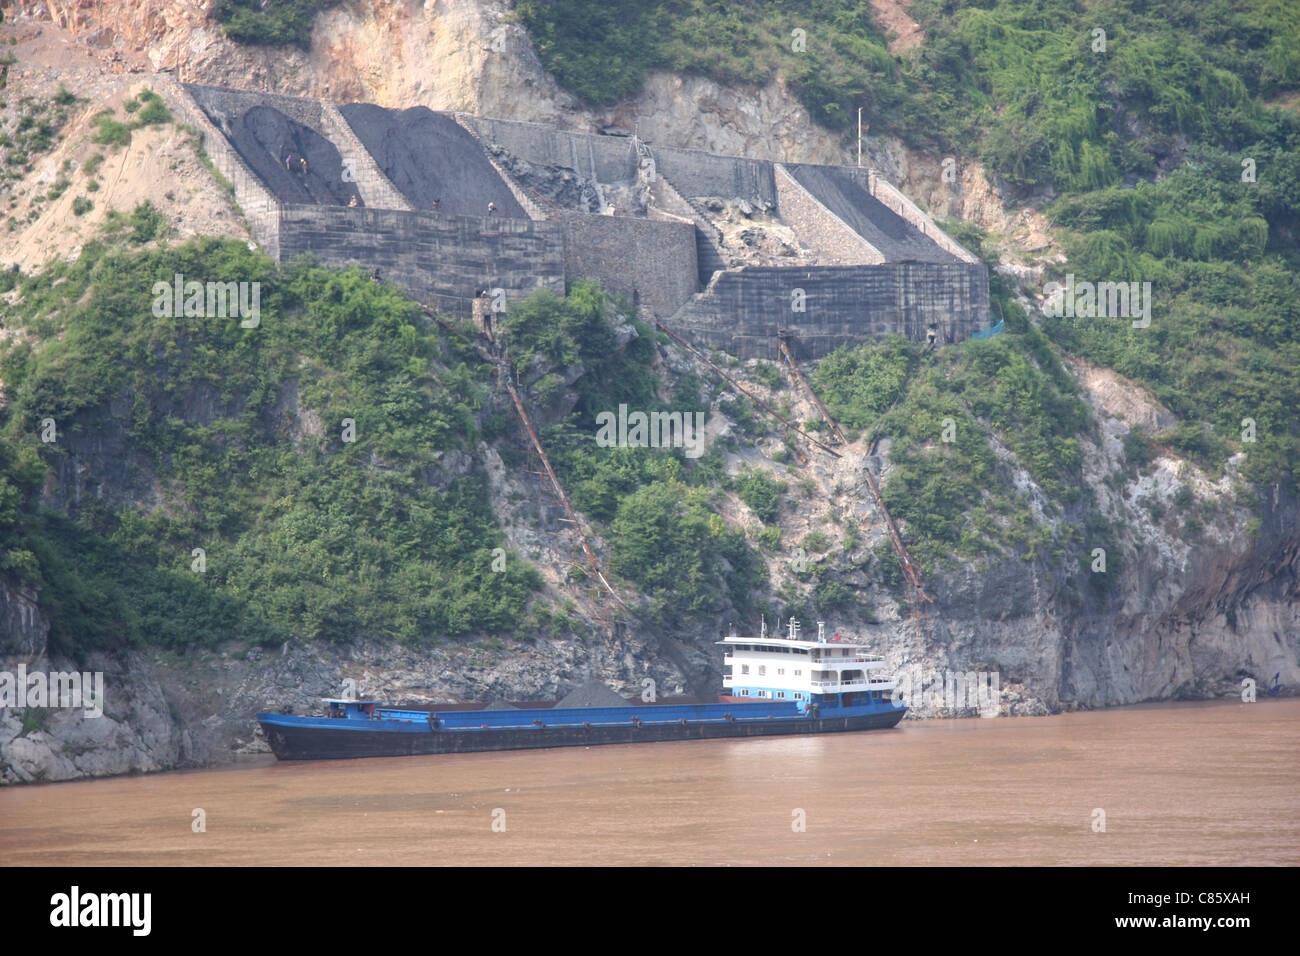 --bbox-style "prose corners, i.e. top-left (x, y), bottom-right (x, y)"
top-left (2, 698), bottom-right (1296, 865)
